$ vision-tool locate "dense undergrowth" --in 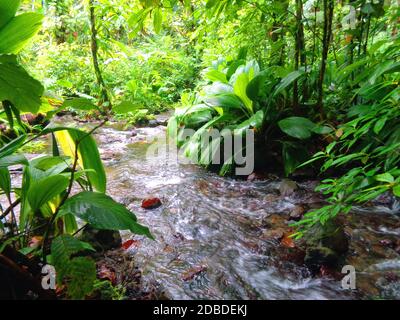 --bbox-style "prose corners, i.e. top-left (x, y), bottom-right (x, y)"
top-left (0, 0), bottom-right (399, 299)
